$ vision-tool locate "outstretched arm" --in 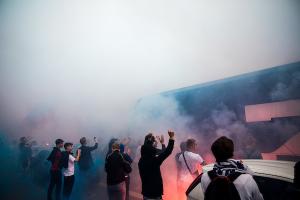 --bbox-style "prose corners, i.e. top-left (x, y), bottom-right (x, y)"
top-left (156, 131), bottom-right (175, 165)
top-left (88, 137), bottom-right (98, 151)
